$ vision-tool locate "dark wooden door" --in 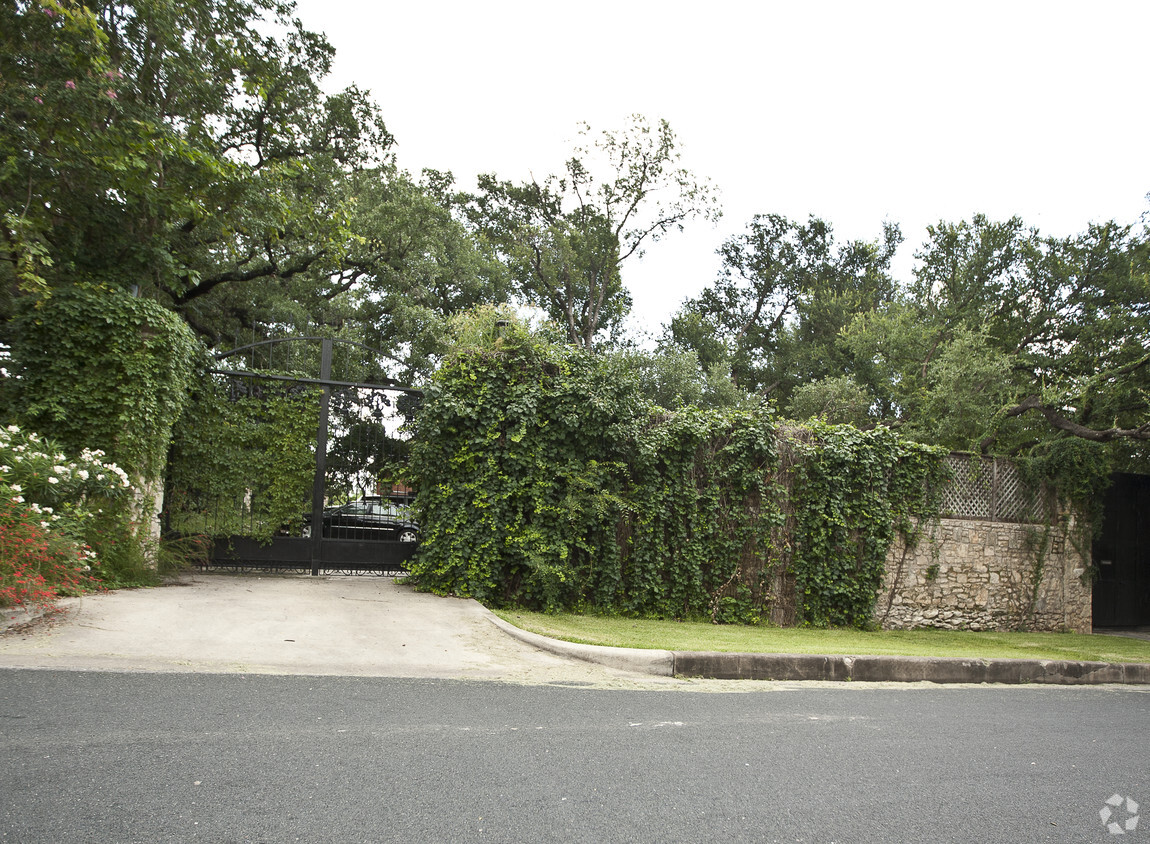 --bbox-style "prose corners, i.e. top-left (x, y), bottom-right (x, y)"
top-left (1093, 473), bottom-right (1150, 627)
